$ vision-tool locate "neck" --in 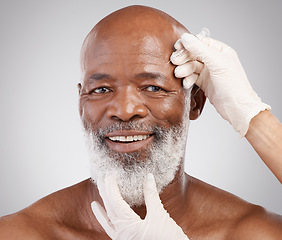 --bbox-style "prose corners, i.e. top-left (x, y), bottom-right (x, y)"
top-left (131, 160), bottom-right (188, 220)
top-left (89, 160), bottom-right (188, 222)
